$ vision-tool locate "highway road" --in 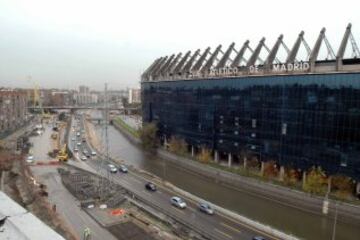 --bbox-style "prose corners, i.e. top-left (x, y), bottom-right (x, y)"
top-left (68, 113), bottom-right (282, 240)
